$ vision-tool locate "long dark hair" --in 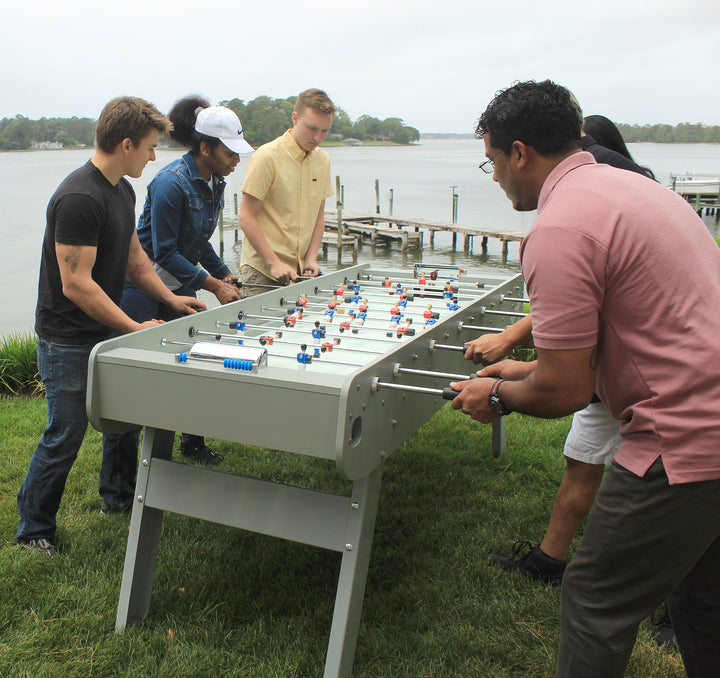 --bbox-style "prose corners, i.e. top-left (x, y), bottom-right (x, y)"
top-left (583, 115), bottom-right (655, 179)
top-left (168, 95), bottom-right (221, 155)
